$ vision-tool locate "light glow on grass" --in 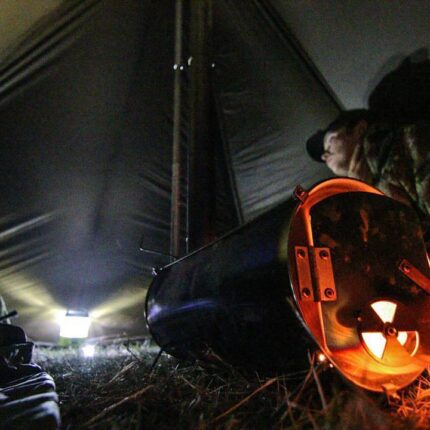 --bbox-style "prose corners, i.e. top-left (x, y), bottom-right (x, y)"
top-left (82, 344), bottom-right (96, 358)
